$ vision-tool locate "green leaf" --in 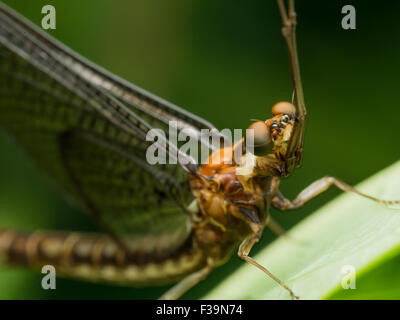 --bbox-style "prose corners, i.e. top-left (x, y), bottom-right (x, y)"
top-left (203, 161), bottom-right (400, 300)
top-left (328, 252), bottom-right (400, 299)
